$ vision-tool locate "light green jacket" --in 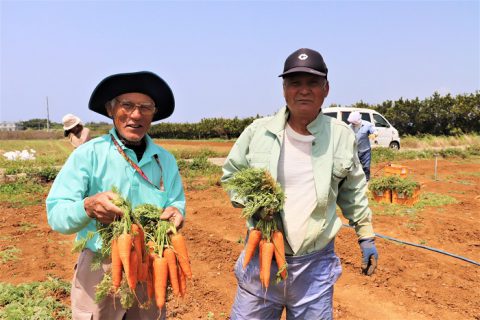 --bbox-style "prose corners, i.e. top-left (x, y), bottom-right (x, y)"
top-left (46, 128), bottom-right (185, 253)
top-left (222, 107), bottom-right (374, 256)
